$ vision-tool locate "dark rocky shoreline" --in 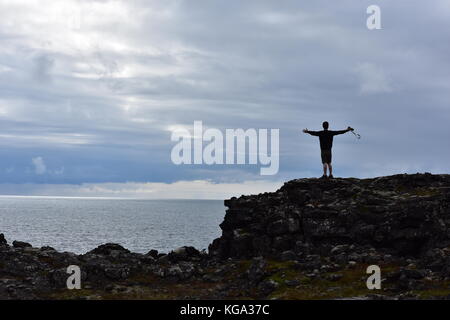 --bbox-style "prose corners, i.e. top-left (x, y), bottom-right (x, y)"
top-left (1, 173), bottom-right (450, 300)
